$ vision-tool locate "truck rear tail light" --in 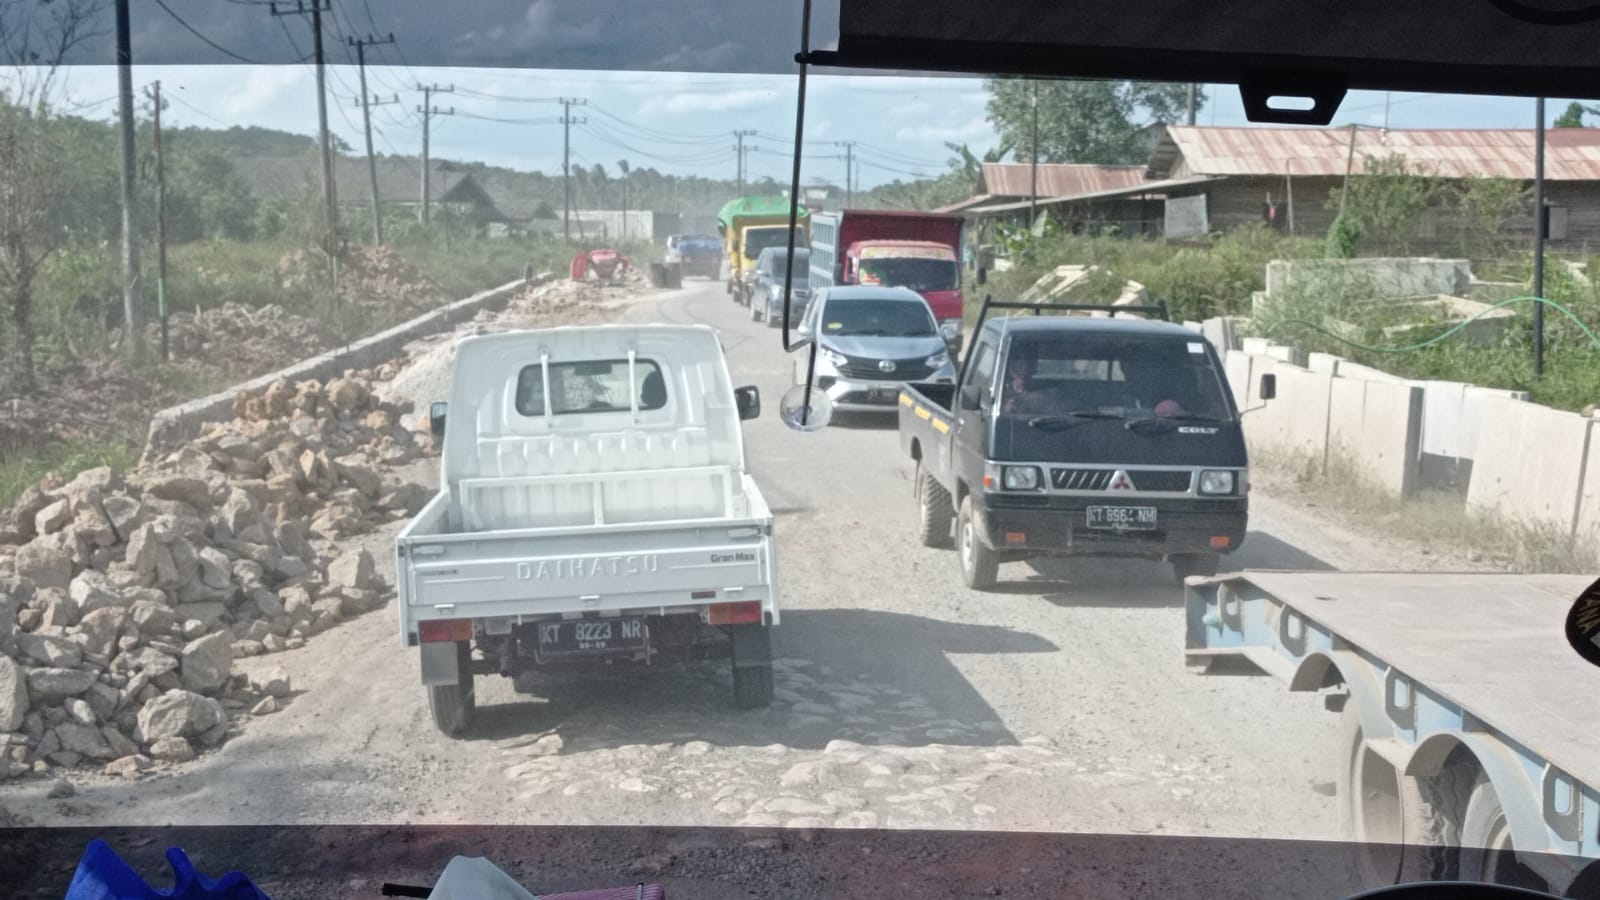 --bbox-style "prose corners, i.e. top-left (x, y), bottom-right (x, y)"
top-left (708, 601), bottom-right (762, 625)
top-left (419, 618), bottom-right (473, 643)
top-left (1210, 536), bottom-right (1232, 549)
